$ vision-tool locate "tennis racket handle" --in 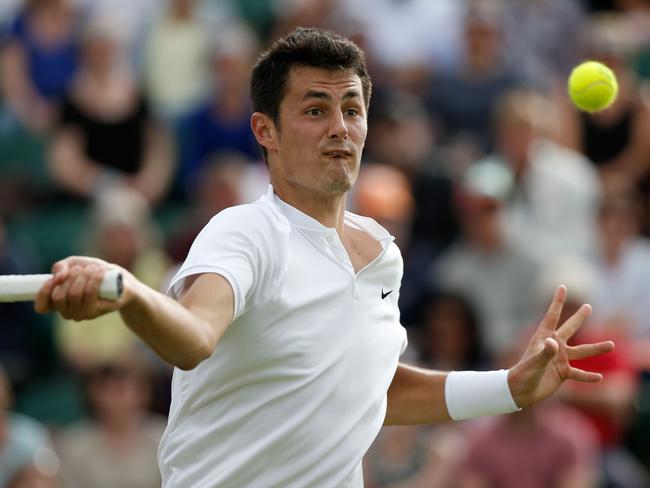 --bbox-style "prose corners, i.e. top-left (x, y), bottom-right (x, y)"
top-left (0, 269), bottom-right (123, 302)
